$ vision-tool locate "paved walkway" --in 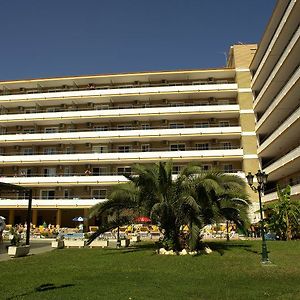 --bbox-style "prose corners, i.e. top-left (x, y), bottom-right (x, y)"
top-left (0, 240), bottom-right (53, 262)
